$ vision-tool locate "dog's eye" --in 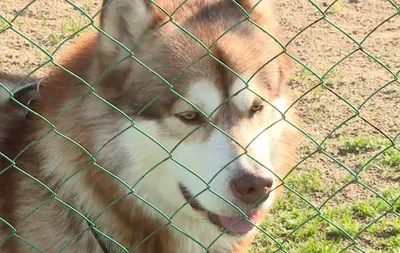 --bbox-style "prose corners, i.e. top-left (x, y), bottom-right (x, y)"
top-left (176, 111), bottom-right (200, 122)
top-left (251, 104), bottom-right (264, 113)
